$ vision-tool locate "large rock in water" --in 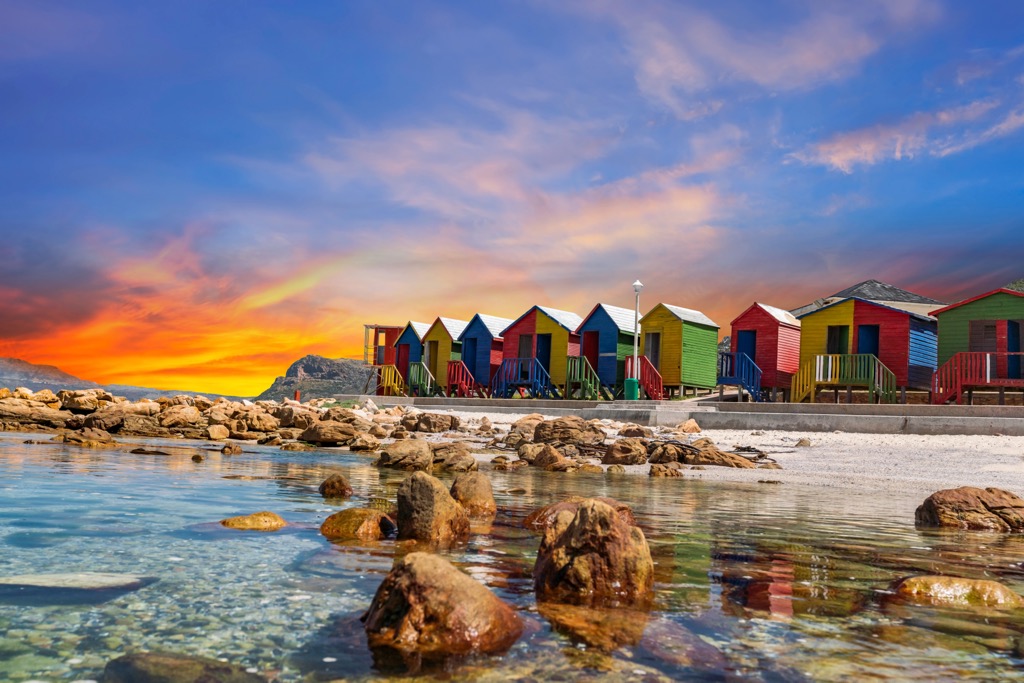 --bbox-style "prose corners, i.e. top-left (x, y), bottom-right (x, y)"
top-left (533, 416), bottom-right (606, 446)
top-left (449, 472), bottom-right (497, 517)
top-left (320, 508), bottom-right (396, 541)
top-left (396, 472), bottom-right (470, 543)
top-left (362, 552), bottom-right (522, 658)
top-left (915, 487), bottom-right (1024, 531)
top-left (220, 511), bottom-right (286, 531)
top-left (377, 440), bottom-right (433, 471)
top-left (889, 576), bottom-right (1024, 609)
top-left (319, 473), bottom-right (354, 498)
top-left (533, 498), bottom-right (654, 607)
top-left (104, 652), bottom-right (265, 683)
top-left (524, 496), bottom-right (636, 530)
